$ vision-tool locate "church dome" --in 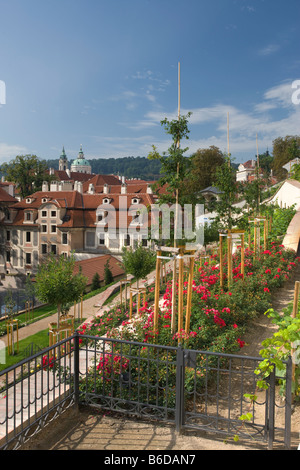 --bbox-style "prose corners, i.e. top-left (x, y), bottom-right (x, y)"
top-left (71, 145), bottom-right (92, 174)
